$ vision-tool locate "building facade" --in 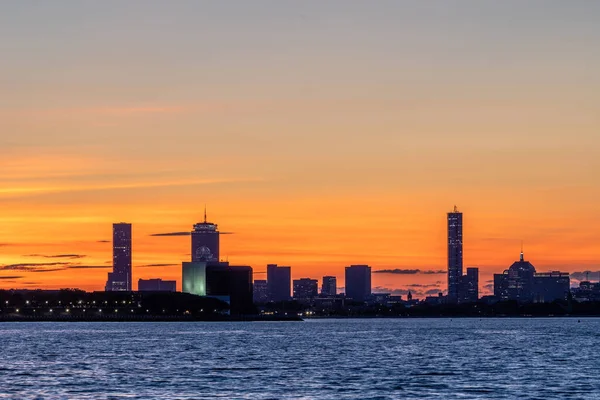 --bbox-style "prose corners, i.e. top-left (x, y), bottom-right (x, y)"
top-left (345, 265), bottom-right (371, 302)
top-left (253, 280), bottom-right (269, 303)
top-left (191, 210), bottom-right (220, 262)
top-left (447, 206), bottom-right (463, 302)
top-left (494, 252), bottom-right (570, 303)
top-left (293, 278), bottom-right (319, 299)
top-left (321, 276), bottom-right (337, 296)
top-left (267, 264), bottom-right (292, 302)
top-left (458, 267), bottom-right (479, 303)
top-left (138, 278), bottom-right (176, 292)
top-left (105, 223), bottom-right (132, 291)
